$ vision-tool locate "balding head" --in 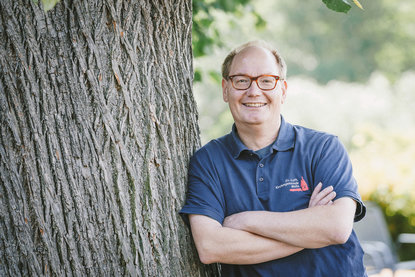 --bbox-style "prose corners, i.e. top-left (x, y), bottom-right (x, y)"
top-left (221, 40), bottom-right (287, 80)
